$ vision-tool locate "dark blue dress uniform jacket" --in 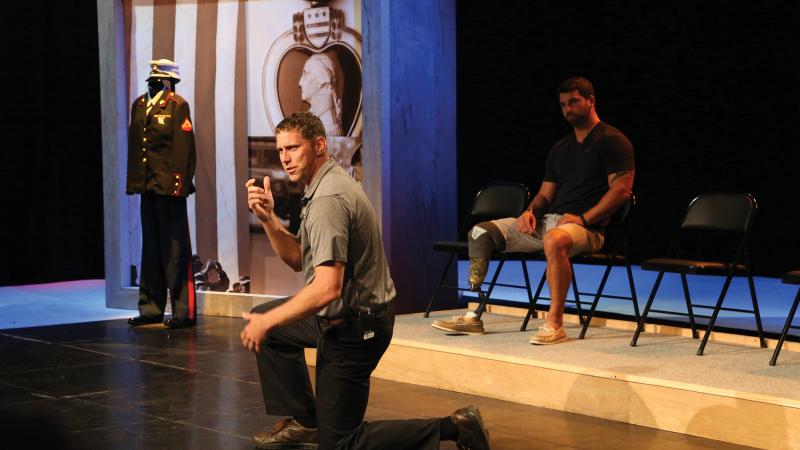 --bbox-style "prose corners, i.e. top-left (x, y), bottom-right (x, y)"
top-left (126, 90), bottom-right (196, 197)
